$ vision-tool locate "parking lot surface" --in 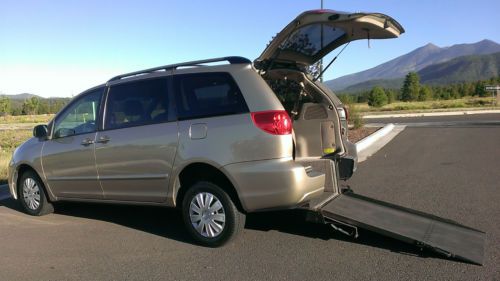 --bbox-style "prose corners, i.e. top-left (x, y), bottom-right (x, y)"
top-left (1, 114), bottom-right (499, 280)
